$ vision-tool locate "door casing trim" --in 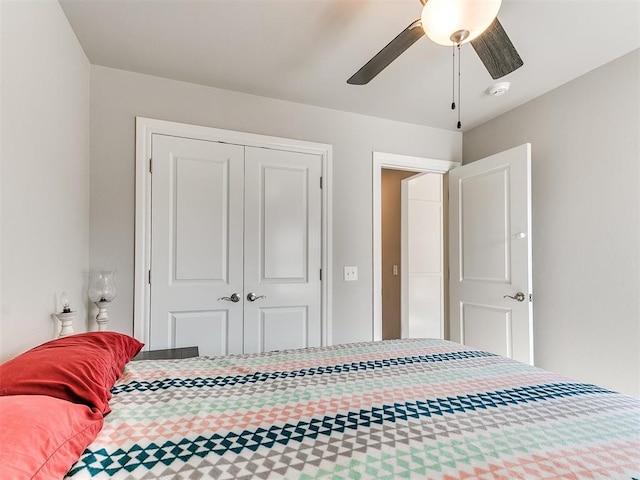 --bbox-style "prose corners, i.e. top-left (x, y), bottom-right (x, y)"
top-left (372, 151), bottom-right (459, 341)
top-left (135, 117), bottom-right (333, 351)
